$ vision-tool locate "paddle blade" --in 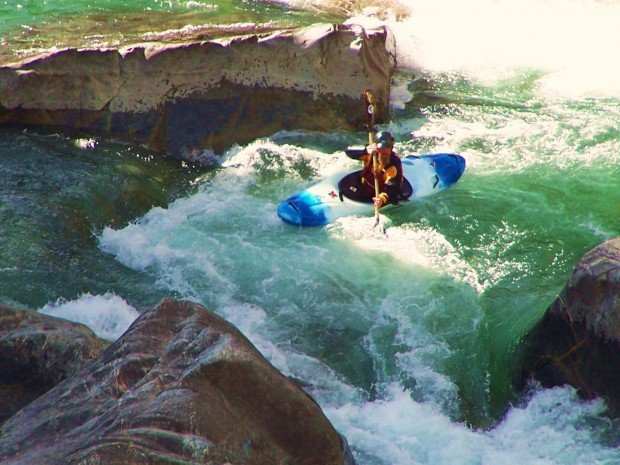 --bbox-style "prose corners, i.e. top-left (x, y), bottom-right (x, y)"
top-left (363, 90), bottom-right (377, 143)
